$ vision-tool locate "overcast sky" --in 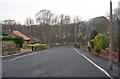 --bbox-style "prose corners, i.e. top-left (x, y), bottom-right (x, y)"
top-left (0, 0), bottom-right (119, 24)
